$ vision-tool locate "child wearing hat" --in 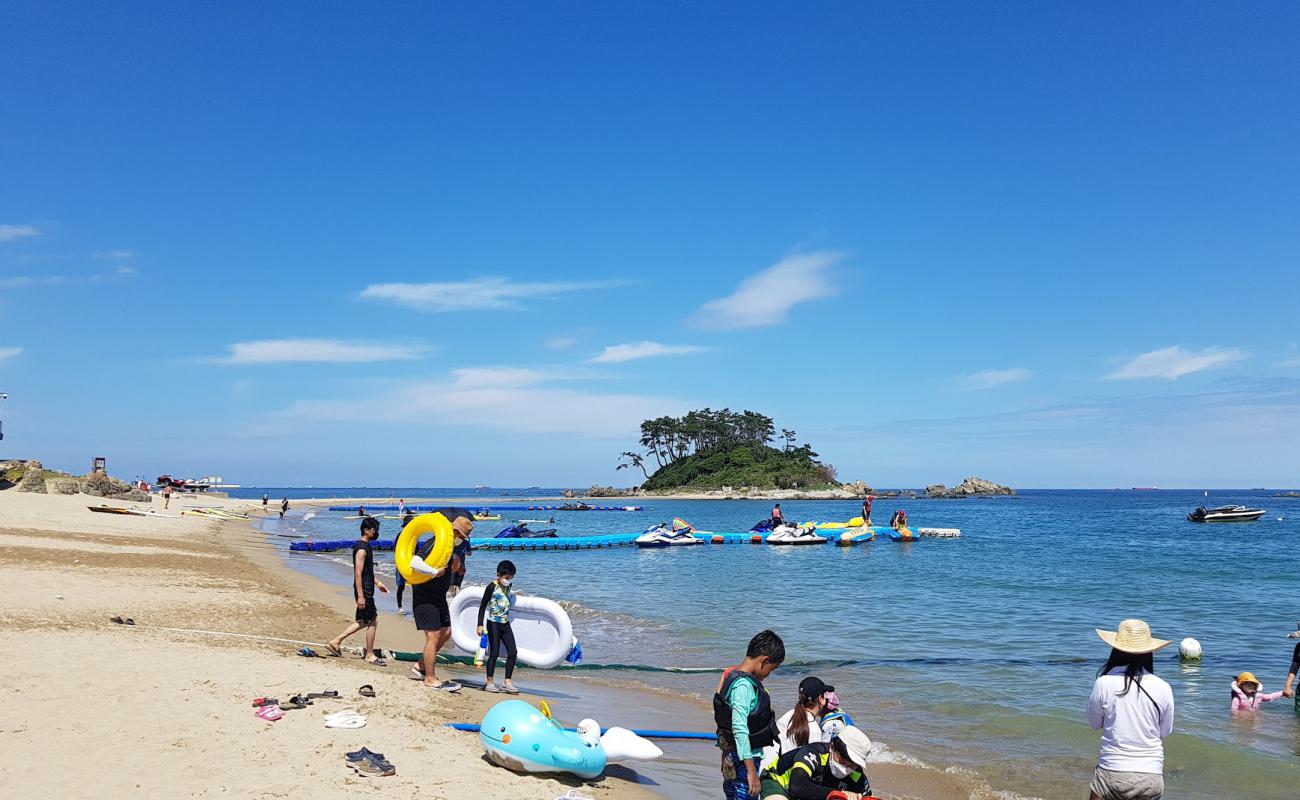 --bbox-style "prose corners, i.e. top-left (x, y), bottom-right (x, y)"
top-left (758, 725), bottom-right (873, 800)
top-left (761, 677), bottom-right (834, 771)
top-left (1229, 672), bottom-right (1284, 711)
